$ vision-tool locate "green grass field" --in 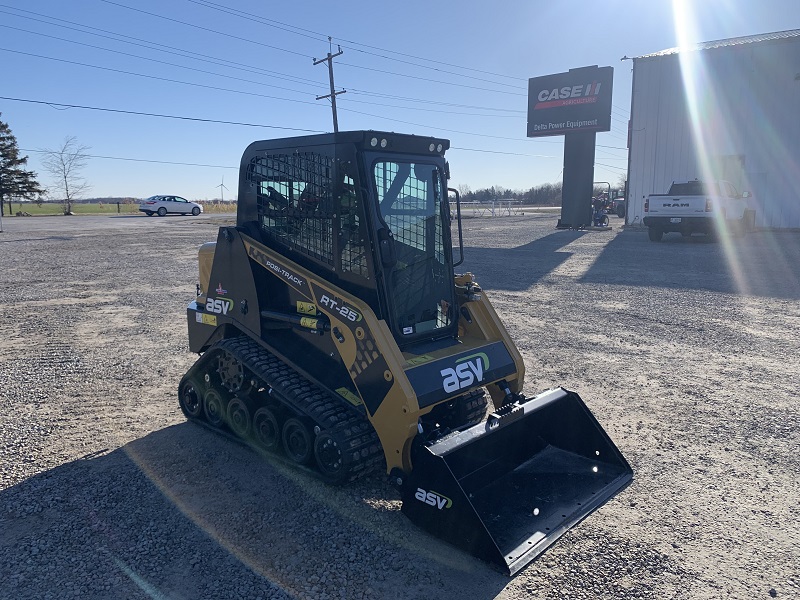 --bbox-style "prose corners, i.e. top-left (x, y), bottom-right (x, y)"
top-left (2, 201), bottom-right (235, 217)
